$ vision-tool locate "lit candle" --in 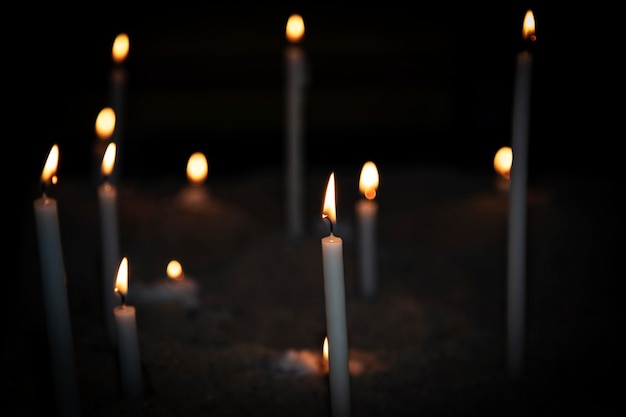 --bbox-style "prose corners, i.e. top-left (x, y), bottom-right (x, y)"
top-left (356, 161), bottom-right (380, 300)
top-left (91, 106), bottom-right (116, 185)
top-left (321, 172), bottom-right (351, 417)
top-left (507, 9), bottom-right (536, 381)
top-left (114, 256), bottom-right (143, 399)
top-left (99, 141), bottom-right (121, 348)
top-left (493, 146), bottom-right (512, 192)
top-left (109, 32), bottom-right (129, 184)
top-left (33, 144), bottom-right (81, 417)
top-left (284, 14), bottom-right (307, 241)
top-left (178, 151), bottom-right (210, 208)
